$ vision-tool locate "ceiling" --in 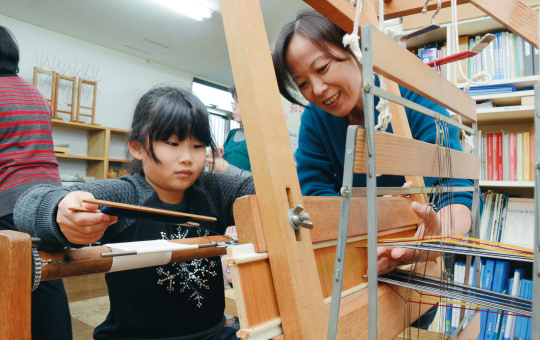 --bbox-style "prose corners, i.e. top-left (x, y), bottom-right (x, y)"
top-left (0, 0), bottom-right (312, 87)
